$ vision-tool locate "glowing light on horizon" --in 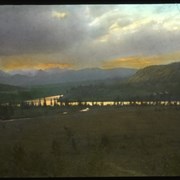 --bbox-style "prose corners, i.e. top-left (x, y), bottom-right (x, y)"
top-left (102, 52), bottom-right (180, 69)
